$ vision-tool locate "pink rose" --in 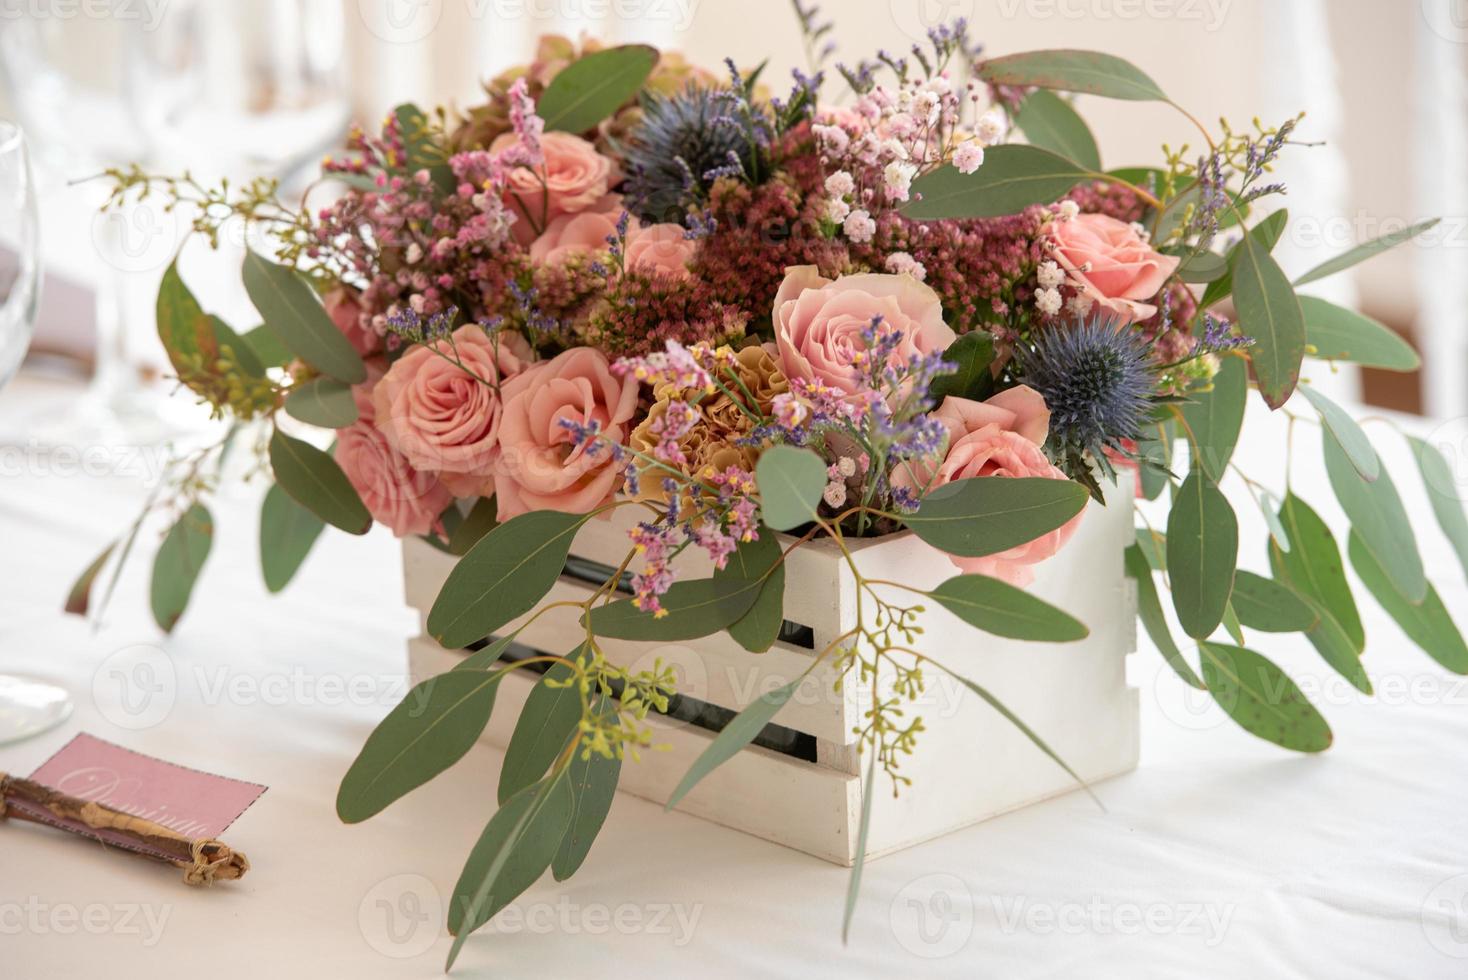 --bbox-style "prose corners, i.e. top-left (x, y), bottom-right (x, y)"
top-left (625, 223), bottom-right (696, 280)
top-left (324, 286), bottom-right (380, 357)
top-left (529, 193), bottom-right (626, 265)
top-left (1047, 213), bottom-right (1179, 322)
top-left (894, 386), bottom-right (1082, 587)
top-left (493, 346), bottom-right (639, 519)
top-left (771, 266), bottom-right (957, 395)
top-left (371, 324), bottom-right (534, 497)
top-left (336, 385), bottom-right (452, 538)
top-left (492, 131), bottom-right (621, 245)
